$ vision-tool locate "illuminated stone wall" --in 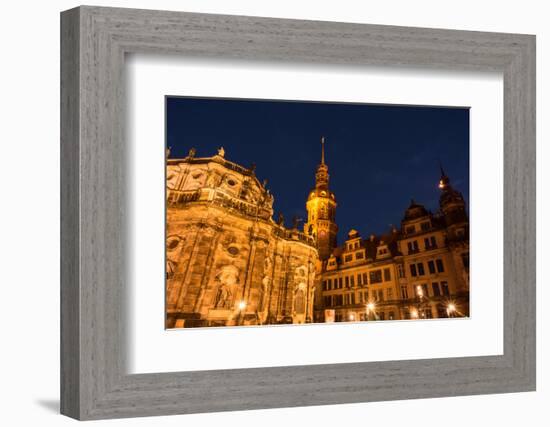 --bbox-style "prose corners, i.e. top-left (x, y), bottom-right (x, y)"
top-left (165, 152), bottom-right (318, 328)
